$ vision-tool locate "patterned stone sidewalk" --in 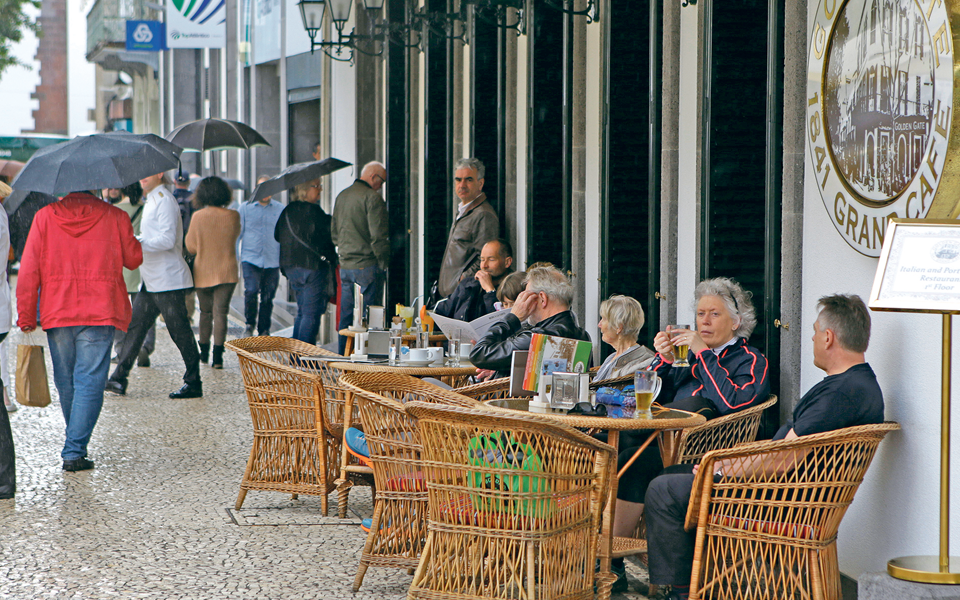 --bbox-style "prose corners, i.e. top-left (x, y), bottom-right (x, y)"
top-left (0, 319), bottom-right (651, 599)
